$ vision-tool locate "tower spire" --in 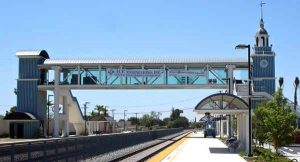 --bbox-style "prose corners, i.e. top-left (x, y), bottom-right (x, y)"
top-left (260, 1), bottom-right (266, 20)
top-left (259, 1), bottom-right (266, 28)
